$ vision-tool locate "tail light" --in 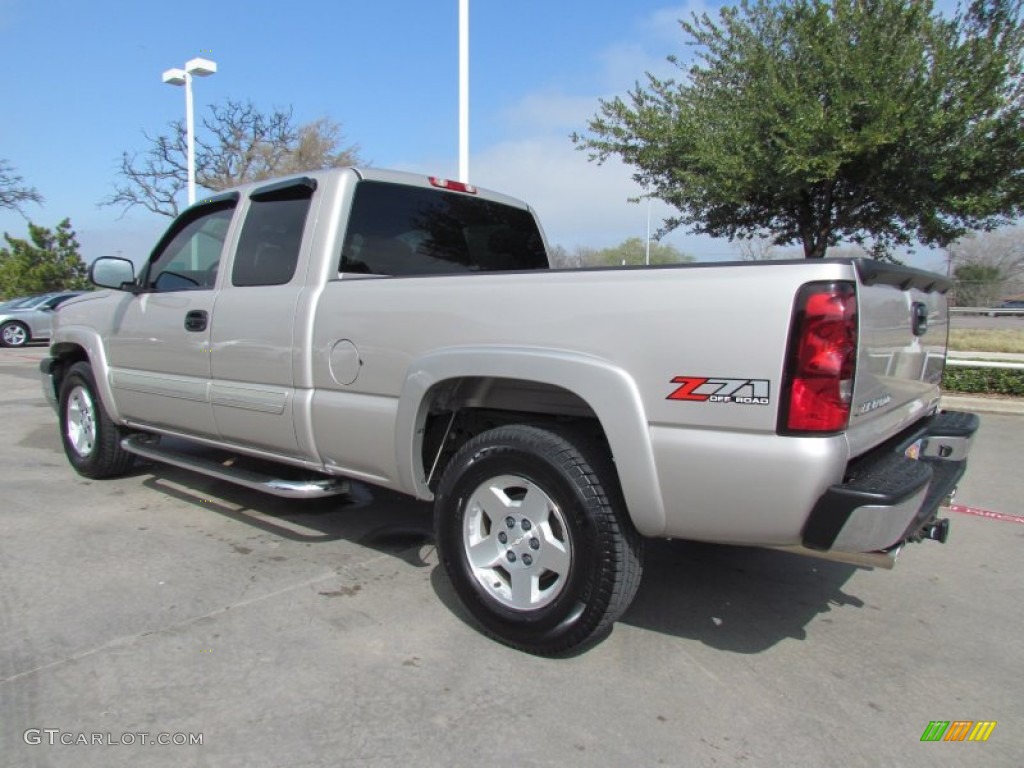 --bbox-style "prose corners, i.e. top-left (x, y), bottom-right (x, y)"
top-left (779, 282), bottom-right (858, 434)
